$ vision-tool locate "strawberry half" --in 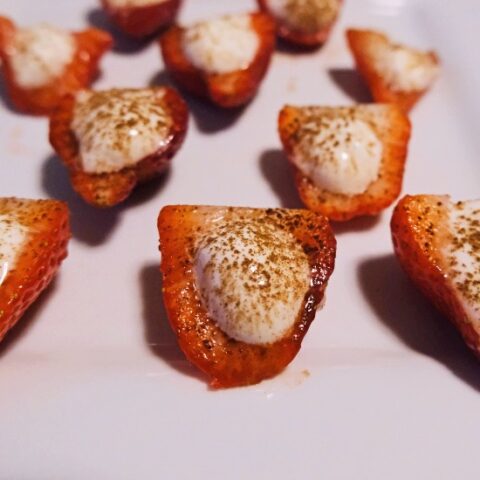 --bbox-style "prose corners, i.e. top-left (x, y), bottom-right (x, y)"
top-left (0, 198), bottom-right (70, 342)
top-left (278, 103), bottom-right (411, 221)
top-left (158, 205), bottom-right (336, 388)
top-left (101, 0), bottom-right (182, 38)
top-left (391, 195), bottom-right (480, 357)
top-left (346, 28), bottom-right (440, 112)
top-left (0, 16), bottom-right (112, 116)
top-left (160, 12), bottom-right (276, 108)
top-left (49, 87), bottom-right (188, 208)
top-left (257, 0), bottom-right (342, 47)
